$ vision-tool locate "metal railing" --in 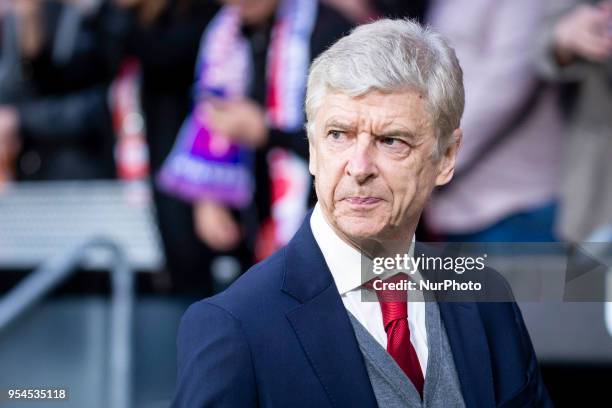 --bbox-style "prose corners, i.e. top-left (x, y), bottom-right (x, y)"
top-left (0, 237), bottom-right (134, 408)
